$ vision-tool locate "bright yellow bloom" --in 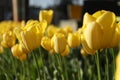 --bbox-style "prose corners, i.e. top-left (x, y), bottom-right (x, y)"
top-left (46, 25), bottom-right (58, 38)
top-left (1, 31), bottom-right (16, 48)
top-left (14, 20), bottom-right (47, 52)
top-left (39, 10), bottom-right (53, 24)
top-left (0, 21), bottom-right (22, 34)
top-left (52, 33), bottom-right (67, 53)
top-left (41, 36), bottom-right (51, 51)
top-left (81, 10), bottom-right (120, 54)
top-left (21, 27), bottom-right (43, 52)
top-left (67, 32), bottom-right (80, 48)
top-left (115, 51), bottom-right (120, 80)
top-left (11, 44), bottom-right (27, 61)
